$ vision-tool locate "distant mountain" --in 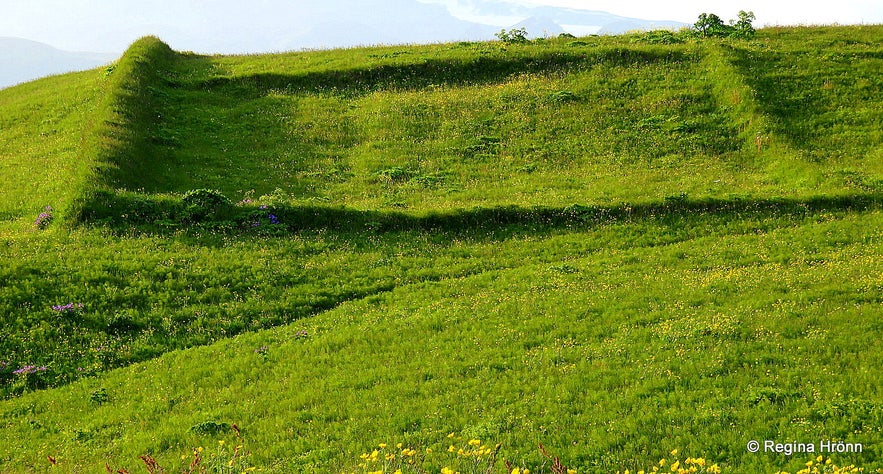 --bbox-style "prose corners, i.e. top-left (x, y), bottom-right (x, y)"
top-left (511, 16), bottom-right (566, 37)
top-left (0, 0), bottom-right (498, 55)
top-left (3, 1), bottom-right (688, 53)
top-left (448, 2), bottom-right (689, 37)
top-left (1, 1), bottom-right (688, 88)
top-left (0, 37), bottom-right (116, 89)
